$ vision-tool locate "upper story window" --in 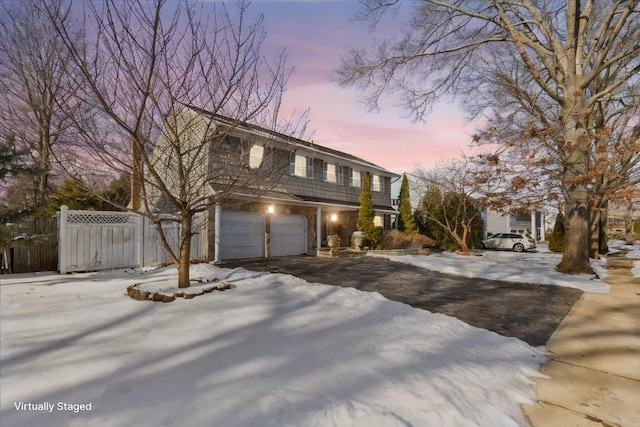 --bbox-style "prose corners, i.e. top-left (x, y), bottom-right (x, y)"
top-left (291, 154), bottom-right (313, 179)
top-left (219, 136), bottom-right (242, 157)
top-left (324, 162), bottom-right (338, 183)
top-left (349, 170), bottom-right (361, 188)
top-left (249, 144), bottom-right (264, 169)
top-left (372, 174), bottom-right (382, 192)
